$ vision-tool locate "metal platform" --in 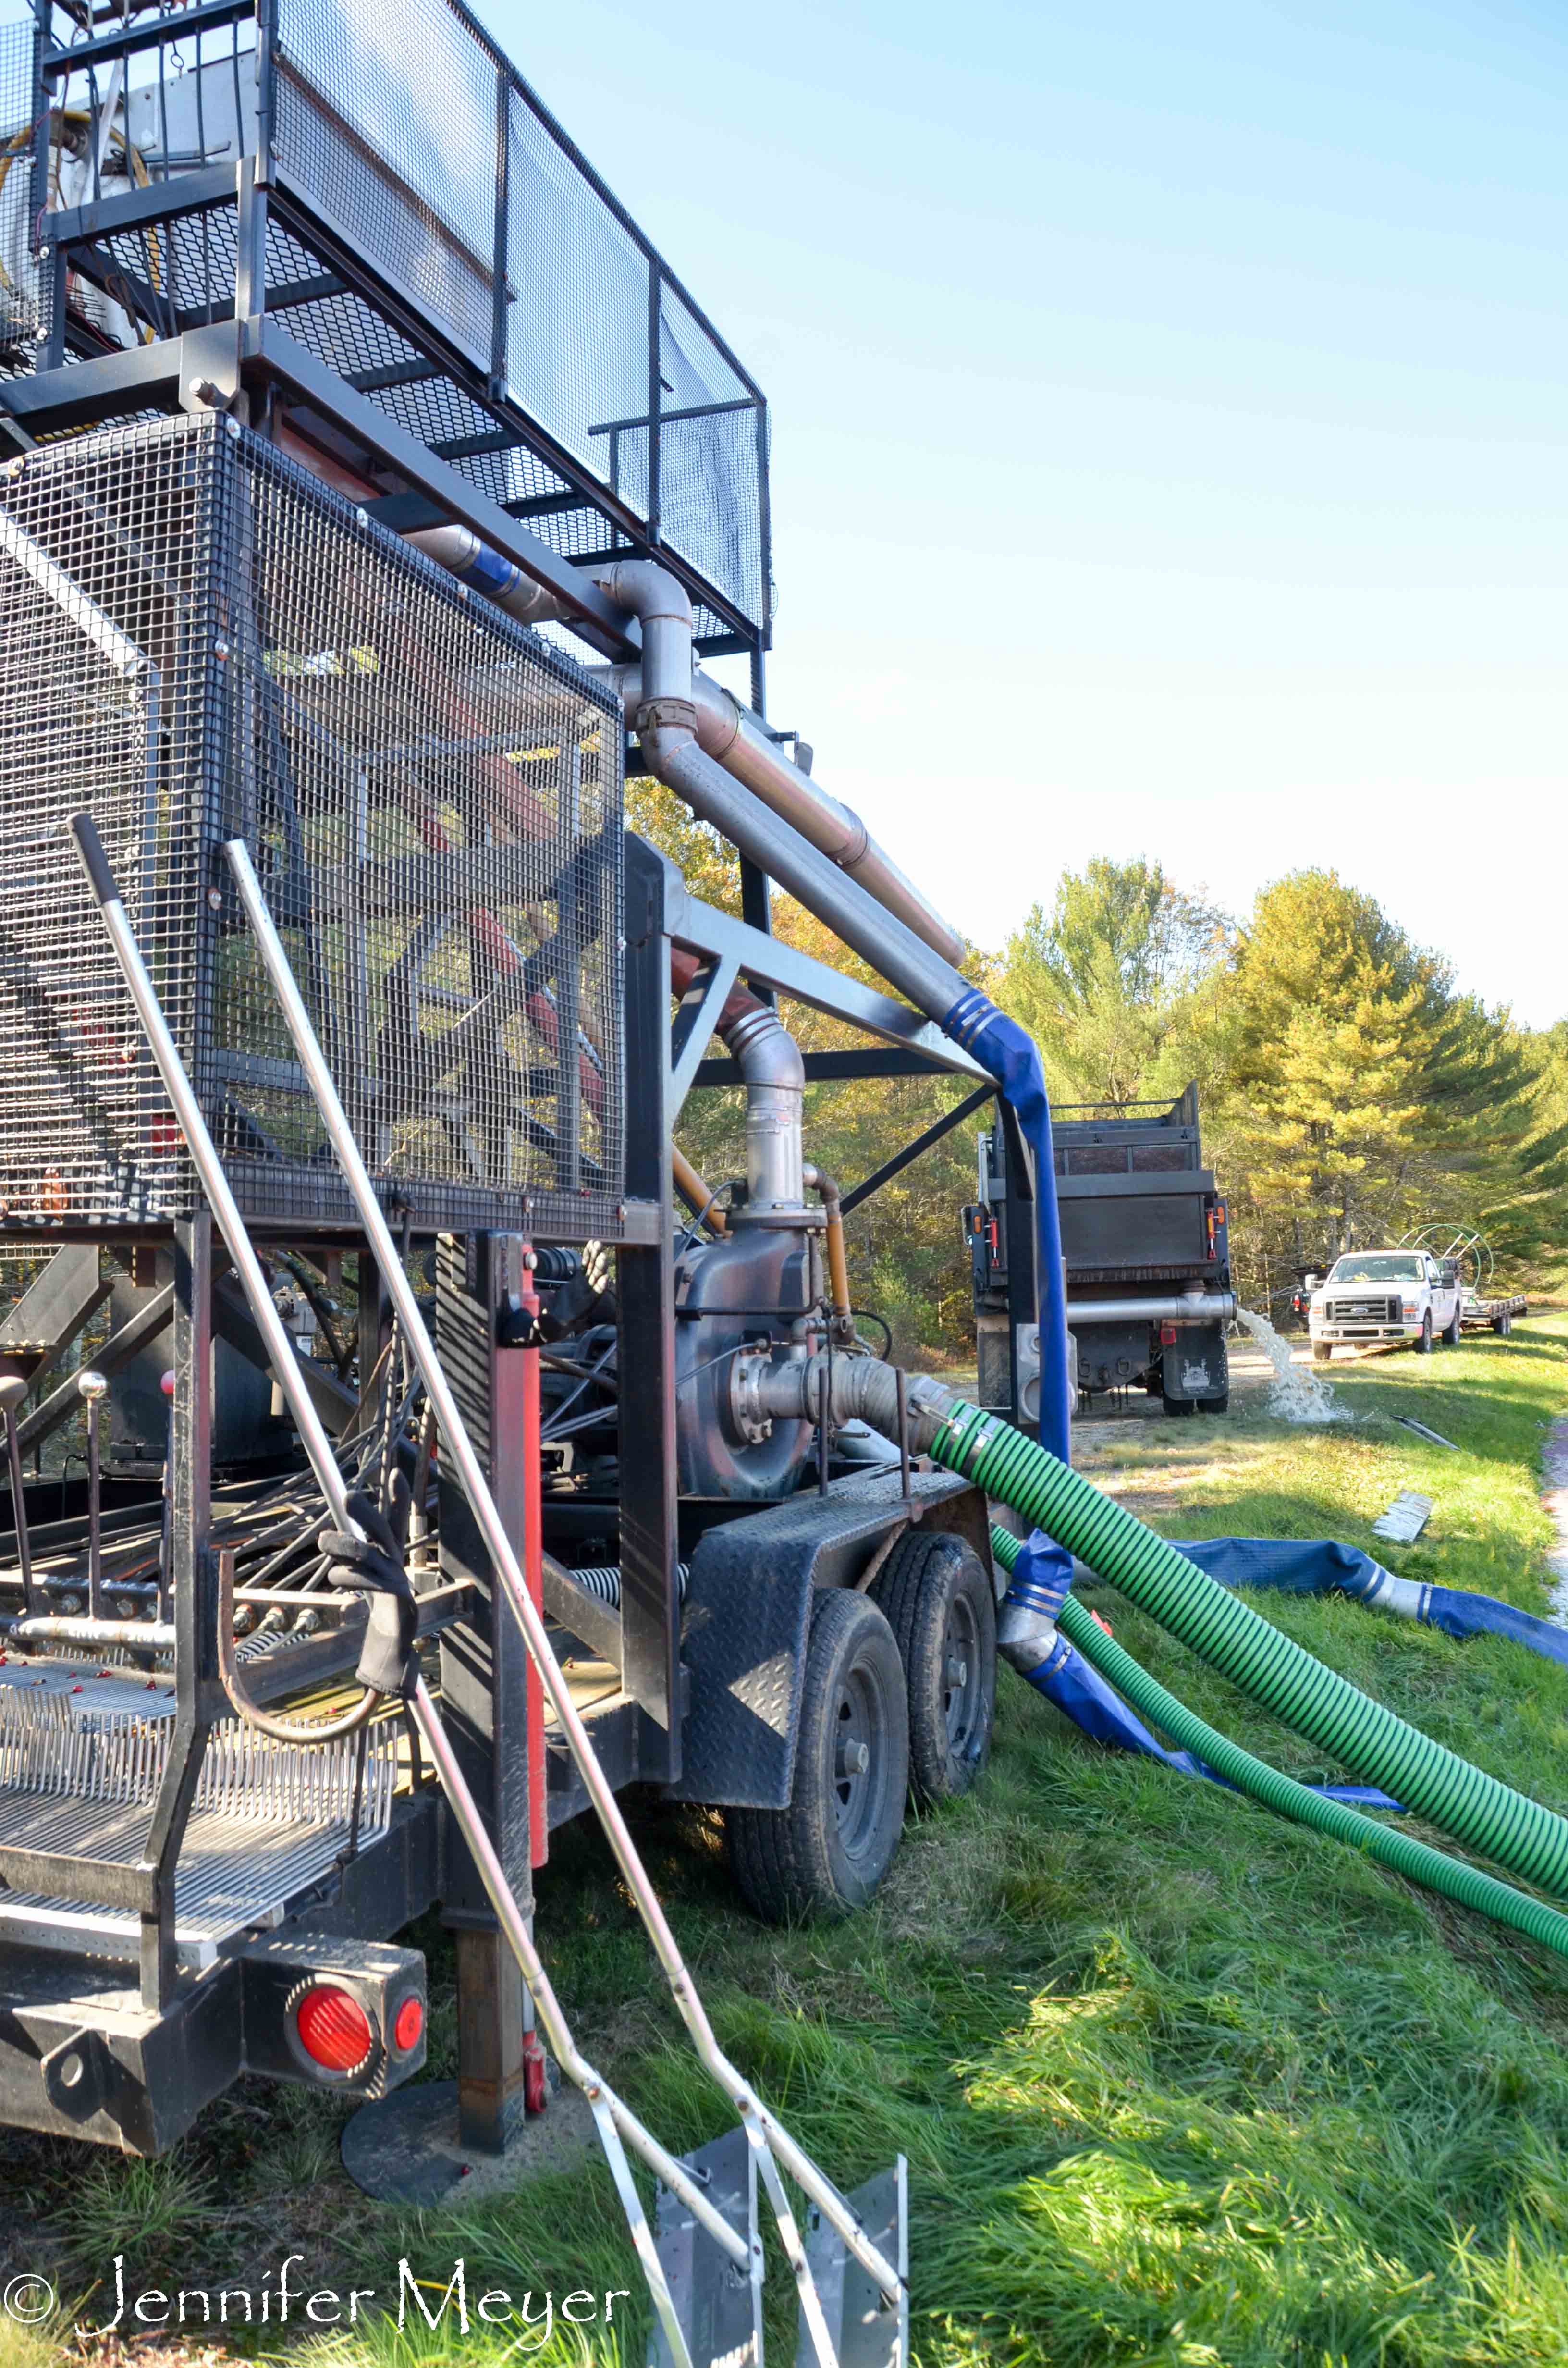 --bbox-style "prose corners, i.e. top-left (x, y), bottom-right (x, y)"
top-left (0, 1659), bottom-right (397, 1965)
